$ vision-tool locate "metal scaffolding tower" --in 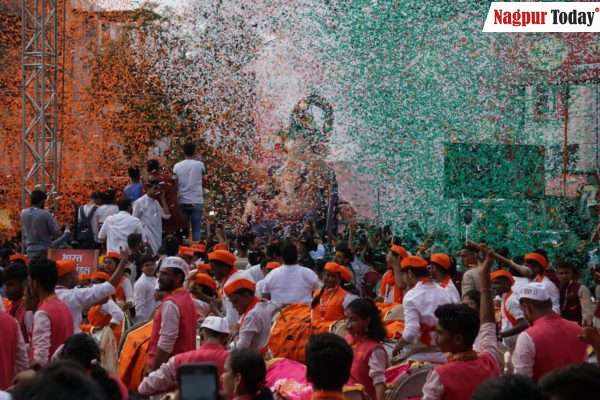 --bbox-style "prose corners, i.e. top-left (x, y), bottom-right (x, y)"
top-left (21, 0), bottom-right (60, 207)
